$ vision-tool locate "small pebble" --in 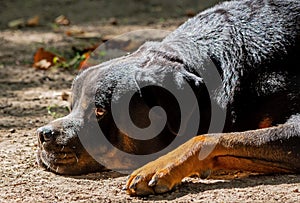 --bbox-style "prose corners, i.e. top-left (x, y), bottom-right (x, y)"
top-left (109, 17), bottom-right (118, 25)
top-left (9, 128), bottom-right (16, 133)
